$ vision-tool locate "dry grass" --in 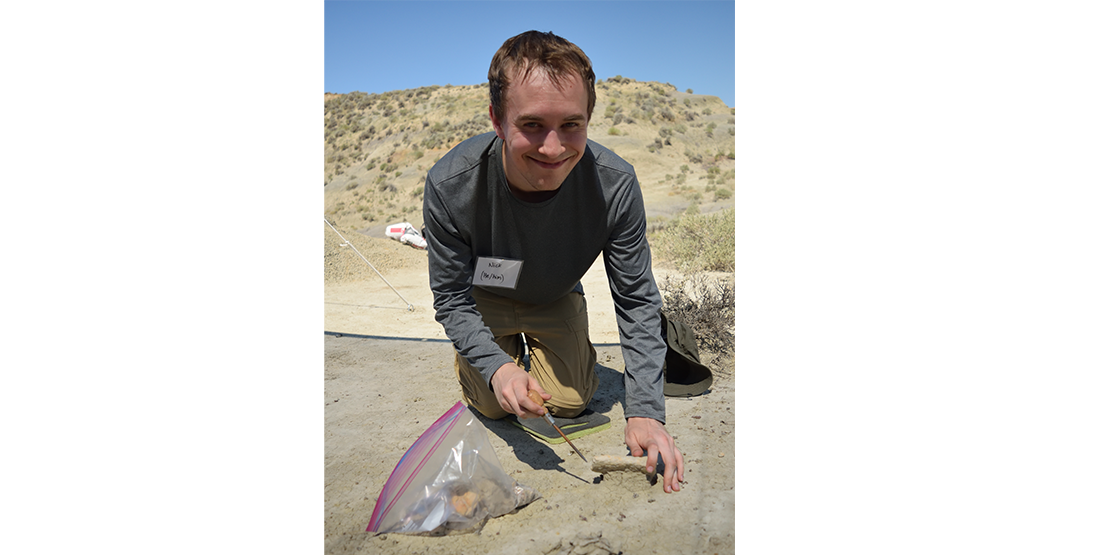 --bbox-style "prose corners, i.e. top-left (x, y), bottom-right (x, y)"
top-left (648, 207), bottom-right (735, 372)
top-left (648, 208), bottom-right (734, 274)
